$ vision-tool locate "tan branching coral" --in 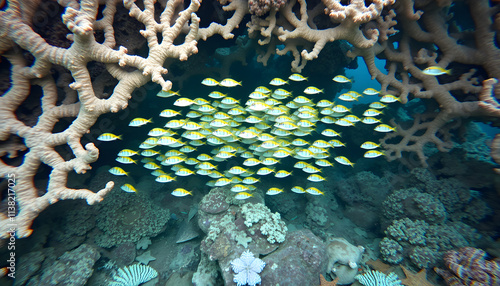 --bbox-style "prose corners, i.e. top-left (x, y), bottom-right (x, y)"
top-left (0, 0), bottom-right (243, 239)
top-left (349, 0), bottom-right (500, 167)
top-left (248, 0), bottom-right (395, 72)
